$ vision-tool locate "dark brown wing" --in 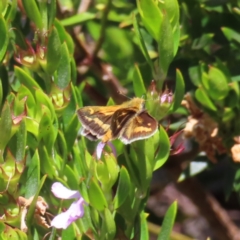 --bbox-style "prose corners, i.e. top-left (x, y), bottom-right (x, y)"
top-left (77, 107), bottom-right (115, 138)
top-left (110, 109), bottom-right (137, 139)
top-left (80, 128), bottom-right (98, 141)
top-left (119, 111), bottom-right (158, 144)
